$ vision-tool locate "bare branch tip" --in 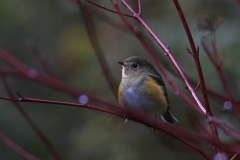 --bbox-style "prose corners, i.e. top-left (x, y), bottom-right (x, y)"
top-left (16, 92), bottom-right (22, 97)
top-left (16, 92), bottom-right (24, 101)
top-left (187, 48), bottom-right (193, 55)
top-left (195, 82), bottom-right (201, 91)
top-left (167, 44), bottom-right (170, 49)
